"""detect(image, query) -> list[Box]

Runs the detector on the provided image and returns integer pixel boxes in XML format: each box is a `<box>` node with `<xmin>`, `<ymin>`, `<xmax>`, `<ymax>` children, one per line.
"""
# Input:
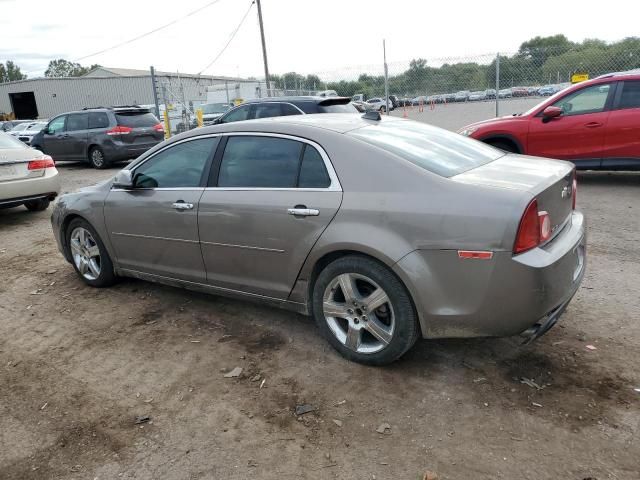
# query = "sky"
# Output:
<box><xmin>1</xmin><ymin>0</ymin><xmax>638</xmax><ymax>80</ymax></box>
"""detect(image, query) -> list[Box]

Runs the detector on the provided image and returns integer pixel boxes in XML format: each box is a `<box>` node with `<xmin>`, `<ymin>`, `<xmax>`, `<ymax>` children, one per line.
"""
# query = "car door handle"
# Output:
<box><xmin>58</xmin><ymin>134</ymin><xmax>69</xmax><ymax>138</ymax></box>
<box><xmin>585</xmin><ymin>122</ymin><xmax>603</xmax><ymax>128</ymax></box>
<box><xmin>172</xmin><ymin>201</ymin><xmax>194</xmax><ymax>211</ymax></box>
<box><xmin>288</xmin><ymin>207</ymin><xmax>320</xmax><ymax>217</ymax></box>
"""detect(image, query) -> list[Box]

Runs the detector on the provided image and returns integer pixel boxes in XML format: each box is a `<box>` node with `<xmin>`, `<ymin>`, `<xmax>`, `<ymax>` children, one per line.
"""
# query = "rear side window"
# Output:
<box><xmin>133</xmin><ymin>137</ymin><xmax>218</xmax><ymax>188</ymax></box>
<box><xmin>116</xmin><ymin>112</ymin><xmax>158</xmax><ymax>128</ymax></box>
<box><xmin>298</xmin><ymin>146</ymin><xmax>331</xmax><ymax>188</ymax></box>
<box><xmin>281</xmin><ymin>103</ymin><xmax>302</xmax><ymax>116</ymax></box>
<box><xmin>66</xmin><ymin>113</ymin><xmax>88</xmax><ymax>131</ymax></box>
<box><xmin>348</xmin><ymin>121</ymin><xmax>504</xmax><ymax>177</ymax></box>
<box><xmin>253</xmin><ymin>103</ymin><xmax>282</xmax><ymax>119</ymax></box>
<box><xmin>618</xmin><ymin>81</ymin><xmax>640</xmax><ymax>109</ymax></box>
<box><xmin>89</xmin><ymin>112</ymin><xmax>110</xmax><ymax>129</ymax></box>
<box><xmin>218</xmin><ymin>136</ymin><xmax>303</xmax><ymax>188</ymax></box>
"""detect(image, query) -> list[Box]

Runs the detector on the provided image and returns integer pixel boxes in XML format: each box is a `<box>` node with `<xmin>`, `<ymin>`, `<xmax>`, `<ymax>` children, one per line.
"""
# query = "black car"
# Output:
<box><xmin>31</xmin><ymin>106</ymin><xmax>164</xmax><ymax>169</ymax></box>
<box><xmin>214</xmin><ymin>96</ymin><xmax>357</xmax><ymax>124</ymax></box>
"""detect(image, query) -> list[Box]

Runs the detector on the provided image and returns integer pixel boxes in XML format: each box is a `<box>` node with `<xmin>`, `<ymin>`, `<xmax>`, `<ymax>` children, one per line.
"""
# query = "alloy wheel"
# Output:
<box><xmin>322</xmin><ymin>273</ymin><xmax>395</xmax><ymax>354</ymax></box>
<box><xmin>91</xmin><ymin>149</ymin><xmax>104</xmax><ymax>167</ymax></box>
<box><xmin>70</xmin><ymin>227</ymin><xmax>101</xmax><ymax>281</ymax></box>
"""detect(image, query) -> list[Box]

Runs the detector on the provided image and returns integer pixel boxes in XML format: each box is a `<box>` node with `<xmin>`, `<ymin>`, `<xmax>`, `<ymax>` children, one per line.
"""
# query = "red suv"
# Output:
<box><xmin>459</xmin><ymin>71</ymin><xmax>640</xmax><ymax>170</ymax></box>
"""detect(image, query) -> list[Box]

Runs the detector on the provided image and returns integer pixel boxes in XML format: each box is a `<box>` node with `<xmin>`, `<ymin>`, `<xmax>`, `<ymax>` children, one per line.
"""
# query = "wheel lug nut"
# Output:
<box><xmin>347</xmin><ymin>309</ymin><xmax>353</xmax><ymax>314</ymax></box>
<box><xmin>354</xmin><ymin>319</ymin><xmax>359</xmax><ymax>324</ymax></box>
<box><xmin>362</xmin><ymin>316</ymin><xmax>367</xmax><ymax>321</ymax></box>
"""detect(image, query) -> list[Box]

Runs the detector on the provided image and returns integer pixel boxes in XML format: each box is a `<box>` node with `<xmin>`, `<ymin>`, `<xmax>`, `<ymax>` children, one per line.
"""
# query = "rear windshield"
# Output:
<box><xmin>347</xmin><ymin>120</ymin><xmax>504</xmax><ymax>177</ymax></box>
<box><xmin>115</xmin><ymin>112</ymin><xmax>159</xmax><ymax>127</ymax></box>
<box><xmin>318</xmin><ymin>103</ymin><xmax>358</xmax><ymax>113</ymax></box>
<box><xmin>0</xmin><ymin>133</ymin><xmax>27</xmax><ymax>149</ymax></box>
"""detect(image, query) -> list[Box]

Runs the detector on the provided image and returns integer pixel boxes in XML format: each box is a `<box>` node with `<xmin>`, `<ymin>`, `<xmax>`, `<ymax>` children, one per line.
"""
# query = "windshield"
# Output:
<box><xmin>348</xmin><ymin>120</ymin><xmax>504</xmax><ymax>177</ymax></box>
<box><xmin>202</xmin><ymin>103</ymin><xmax>231</xmax><ymax>114</ymax></box>
<box><xmin>0</xmin><ymin>132</ymin><xmax>27</xmax><ymax>149</ymax></box>
<box><xmin>26</xmin><ymin>122</ymin><xmax>47</xmax><ymax>131</ymax></box>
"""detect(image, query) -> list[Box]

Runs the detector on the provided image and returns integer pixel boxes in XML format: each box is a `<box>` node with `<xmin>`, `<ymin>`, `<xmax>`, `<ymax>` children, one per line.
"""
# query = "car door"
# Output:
<box><xmin>64</xmin><ymin>113</ymin><xmax>89</xmax><ymax>160</ymax></box>
<box><xmin>198</xmin><ymin>133</ymin><xmax>342</xmax><ymax>299</ymax></box>
<box><xmin>603</xmin><ymin>80</ymin><xmax>640</xmax><ymax>169</ymax></box>
<box><xmin>527</xmin><ymin>82</ymin><xmax>614</xmax><ymax>166</ymax></box>
<box><xmin>41</xmin><ymin>115</ymin><xmax>68</xmax><ymax>159</ymax></box>
<box><xmin>103</xmin><ymin>136</ymin><xmax>219</xmax><ymax>282</ymax></box>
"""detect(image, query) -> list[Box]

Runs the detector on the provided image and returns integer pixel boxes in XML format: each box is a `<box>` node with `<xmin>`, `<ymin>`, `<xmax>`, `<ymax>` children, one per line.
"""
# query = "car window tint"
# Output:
<box><xmin>319</xmin><ymin>103</ymin><xmax>358</xmax><ymax>113</ymax></box>
<box><xmin>218</xmin><ymin>136</ymin><xmax>303</xmax><ymax>188</ymax></box>
<box><xmin>281</xmin><ymin>103</ymin><xmax>302</xmax><ymax>116</ymax></box>
<box><xmin>116</xmin><ymin>112</ymin><xmax>158</xmax><ymax>127</ymax></box>
<box><xmin>348</xmin><ymin>120</ymin><xmax>503</xmax><ymax>177</ymax></box>
<box><xmin>298</xmin><ymin>145</ymin><xmax>331</xmax><ymax>188</ymax></box>
<box><xmin>66</xmin><ymin>113</ymin><xmax>88</xmax><ymax>131</ymax></box>
<box><xmin>253</xmin><ymin>103</ymin><xmax>282</xmax><ymax>119</ymax></box>
<box><xmin>220</xmin><ymin>105</ymin><xmax>251</xmax><ymax>123</ymax></box>
<box><xmin>618</xmin><ymin>81</ymin><xmax>640</xmax><ymax>109</ymax></box>
<box><xmin>133</xmin><ymin>137</ymin><xmax>218</xmax><ymax>188</ymax></box>
<box><xmin>48</xmin><ymin>116</ymin><xmax>66</xmax><ymax>134</ymax></box>
<box><xmin>553</xmin><ymin>84</ymin><xmax>610</xmax><ymax>115</ymax></box>
<box><xmin>88</xmin><ymin>112</ymin><xmax>110</xmax><ymax>129</ymax></box>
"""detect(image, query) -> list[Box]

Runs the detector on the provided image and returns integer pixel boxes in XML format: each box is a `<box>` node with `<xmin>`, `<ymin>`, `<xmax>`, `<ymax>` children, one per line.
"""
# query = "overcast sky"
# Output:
<box><xmin>1</xmin><ymin>0</ymin><xmax>637</xmax><ymax>80</ymax></box>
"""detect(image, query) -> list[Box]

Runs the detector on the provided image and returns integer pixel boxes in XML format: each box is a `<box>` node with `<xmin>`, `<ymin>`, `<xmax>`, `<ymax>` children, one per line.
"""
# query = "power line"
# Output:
<box><xmin>75</xmin><ymin>0</ymin><xmax>225</xmax><ymax>62</ymax></box>
<box><xmin>198</xmin><ymin>1</ymin><xmax>254</xmax><ymax>75</ymax></box>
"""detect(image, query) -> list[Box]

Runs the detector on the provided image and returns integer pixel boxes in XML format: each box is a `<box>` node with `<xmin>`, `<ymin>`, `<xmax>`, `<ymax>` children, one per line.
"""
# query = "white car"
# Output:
<box><xmin>9</xmin><ymin>121</ymin><xmax>47</xmax><ymax>145</ymax></box>
<box><xmin>366</xmin><ymin>97</ymin><xmax>393</xmax><ymax>112</ymax></box>
<box><xmin>0</xmin><ymin>133</ymin><xmax>60</xmax><ymax>211</ymax></box>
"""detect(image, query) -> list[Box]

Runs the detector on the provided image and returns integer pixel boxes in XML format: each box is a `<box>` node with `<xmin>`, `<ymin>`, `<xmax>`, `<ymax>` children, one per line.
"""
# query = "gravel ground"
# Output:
<box><xmin>1</xmin><ymin>155</ymin><xmax>639</xmax><ymax>479</ymax></box>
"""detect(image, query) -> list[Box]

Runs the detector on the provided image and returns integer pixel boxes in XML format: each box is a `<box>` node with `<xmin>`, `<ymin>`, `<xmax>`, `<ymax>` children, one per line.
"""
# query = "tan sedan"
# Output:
<box><xmin>0</xmin><ymin>132</ymin><xmax>60</xmax><ymax>211</ymax></box>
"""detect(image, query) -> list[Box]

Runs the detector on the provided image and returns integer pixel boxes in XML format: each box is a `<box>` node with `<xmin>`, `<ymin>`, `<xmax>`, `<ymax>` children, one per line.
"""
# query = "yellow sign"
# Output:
<box><xmin>571</xmin><ymin>73</ymin><xmax>589</xmax><ymax>84</ymax></box>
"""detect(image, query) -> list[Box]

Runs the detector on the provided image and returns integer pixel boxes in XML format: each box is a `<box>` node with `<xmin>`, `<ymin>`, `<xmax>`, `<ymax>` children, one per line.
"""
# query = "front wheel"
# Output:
<box><xmin>312</xmin><ymin>255</ymin><xmax>419</xmax><ymax>365</ymax></box>
<box><xmin>24</xmin><ymin>198</ymin><xmax>50</xmax><ymax>211</ymax></box>
<box><xmin>379</xmin><ymin>106</ymin><xmax>386</xmax><ymax>113</ymax></box>
<box><xmin>66</xmin><ymin>218</ymin><xmax>116</xmax><ymax>287</ymax></box>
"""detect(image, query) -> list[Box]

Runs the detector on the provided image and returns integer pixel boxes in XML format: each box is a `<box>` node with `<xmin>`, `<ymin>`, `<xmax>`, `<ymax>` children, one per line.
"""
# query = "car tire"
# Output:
<box><xmin>486</xmin><ymin>140</ymin><xmax>519</xmax><ymax>154</ymax></box>
<box><xmin>89</xmin><ymin>146</ymin><xmax>109</xmax><ymax>169</ymax></box>
<box><xmin>379</xmin><ymin>106</ymin><xmax>386</xmax><ymax>113</ymax></box>
<box><xmin>24</xmin><ymin>198</ymin><xmax>50</xmax><ymax>211</ymax></box>
<box><xmin>65</xmin><ymin>218</ymin><xmax>117</xmax><ymax>288</ymax></box>
<box><xmin>312</xmin><ymin>255</ymin><xmax>419</xmax><ymax>365</ymax></box>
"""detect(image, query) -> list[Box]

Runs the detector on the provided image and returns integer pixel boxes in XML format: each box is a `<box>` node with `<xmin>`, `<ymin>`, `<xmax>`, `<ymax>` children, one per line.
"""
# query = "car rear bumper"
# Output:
<box><xmin>393</xmin><ymin>211</ymin><xmax>586</xmax><ymax>339</ymax></box>
<box><xmin>0</xmin><ymin>169</ymin><xmax>61</xmax><ymax>207</ymax></box>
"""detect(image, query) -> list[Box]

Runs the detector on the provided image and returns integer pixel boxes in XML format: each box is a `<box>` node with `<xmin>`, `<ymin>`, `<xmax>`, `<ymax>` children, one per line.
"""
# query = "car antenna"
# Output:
<box><xmin>362</xmin><ymin>111</ymin><xmax>381</xmax><ymax>121</ymax></box>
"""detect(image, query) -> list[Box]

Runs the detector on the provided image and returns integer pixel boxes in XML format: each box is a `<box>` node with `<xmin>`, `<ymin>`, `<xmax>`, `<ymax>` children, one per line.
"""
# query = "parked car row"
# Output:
<box><xmin>8</xmin><ymin>121</ymin><xmax>48</xmax><ymax>145</ymax></box>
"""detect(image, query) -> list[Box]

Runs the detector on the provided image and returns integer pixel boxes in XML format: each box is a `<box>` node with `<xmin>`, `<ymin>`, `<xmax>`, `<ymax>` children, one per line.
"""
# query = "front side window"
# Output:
<box><xmin>66</xmin><ymin>113</ymin><xmax>88</xmax><ymax>131</ymax></box>
<box><xmin>219</xmin><ymin>105</ymin><xmax>251</xmax><ymax>124</ymax></box>
<box><xmin>253</xmin><ymin>103</ymin><xmax>282</xmax><ymax>119</ymax></box>
<box><xmin>48</xmin><ymin>116</ymin><xmax>66</xmax><ymax>134</ymax></box>
<box><xmin>133</xmin><ymin>137</ymin><xmax>218</xmax><ymax>188</ymax></box>
<box><xmin>218</xmin><ymin>136</ymin><xmax>303</xmax><ymax>188</ymax></box>
<box><xmin>552</xmin><ymin>83</ymin><xmax>611</xmax><ymax>116</ymax></box>
<box><xmin>618</xmin><ymin>80</ymin><xmax>640</xmax><ymax>110</ymax></box>
<box><xmin>88</xmin><ymin>112</ymin><xmax>110</xmax><ymax>129</ymax></box>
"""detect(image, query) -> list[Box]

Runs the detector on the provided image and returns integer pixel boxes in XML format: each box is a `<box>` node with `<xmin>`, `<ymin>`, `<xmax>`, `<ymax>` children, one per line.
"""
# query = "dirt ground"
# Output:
<box><xmin>0</xmin><ymin>162</ymin><xmax>638</xmax><ymax>480</ymax></box>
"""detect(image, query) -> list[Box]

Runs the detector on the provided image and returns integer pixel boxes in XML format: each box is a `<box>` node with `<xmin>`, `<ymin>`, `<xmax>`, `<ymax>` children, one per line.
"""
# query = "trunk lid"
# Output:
<box><xmin>0</xmin><ymin>147</ymin><xmax>46</xmax><ymax>182</ymax></box>
<box><xmin>114</xmin><ymin>110</ymin><xmax>163</xmax><ymax>145</ymax></box>
<box><xmin>452</xmin><ymin>154</ymin><xmax>575</xmax><ymax>239</ymax></box>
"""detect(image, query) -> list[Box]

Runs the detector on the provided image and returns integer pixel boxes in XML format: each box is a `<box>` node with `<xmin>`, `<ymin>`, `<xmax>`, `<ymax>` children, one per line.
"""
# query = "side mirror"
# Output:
<box><xmin>44</xmin><ymin>128</ymin><xmax>52</xmax><ymax>135</ymax></box>
<box><xmin>113</xmin><ymin>169</ymin><xmax>134</xmax><ymax>189</ymax></box>
<box><xmin>542</xmin><ymin>106</ymin><xmax>562</xmax><ymax>122</ymax></box>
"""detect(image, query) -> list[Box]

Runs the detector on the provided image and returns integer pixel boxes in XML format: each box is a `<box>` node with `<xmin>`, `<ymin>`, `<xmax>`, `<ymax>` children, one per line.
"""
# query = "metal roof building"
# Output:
<box><xmin>0</xmin><ymin>67</ymin><xmax>243</xmax><ymax>119</ymax></box>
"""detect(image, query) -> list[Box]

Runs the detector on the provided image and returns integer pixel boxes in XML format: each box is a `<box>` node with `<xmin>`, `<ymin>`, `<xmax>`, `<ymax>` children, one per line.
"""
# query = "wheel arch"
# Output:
<box><xmin>59</xmin><ymin>213</ymin><xmax>87</xmax><ymax>261</ymax></box>
<box><xmin>479</xmin><ymin>134</ymin><xmax>523</xmax><ymax>154</ymax></box>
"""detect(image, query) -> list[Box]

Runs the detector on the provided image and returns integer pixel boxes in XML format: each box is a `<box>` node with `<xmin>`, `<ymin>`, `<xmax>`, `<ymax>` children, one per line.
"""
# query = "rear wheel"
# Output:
<box><xmin>89</xmin><ymin>146</ymin><xmax>108</xmax><ymax>169</ymax></box>
<box><xmin>24</xmin><ymin>198</ymin><xmax>50</xmax><ymax>211</ymax></box>
<box><xmin>66</xmin><ymin>218</ymin><xmax>116</xmax><ymax>287</ymax></box>
<box><xmin>379</xmin><ymin>106</ymin><xmax>386</xmax><ymax>113</ymax></box>
<box><xmin>312</xmin><ymin>255</ymin><xmax>419</xmax><ymax>365</ymax></box>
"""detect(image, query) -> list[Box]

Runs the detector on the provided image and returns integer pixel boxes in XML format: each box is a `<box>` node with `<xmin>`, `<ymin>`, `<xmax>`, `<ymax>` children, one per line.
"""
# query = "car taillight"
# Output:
<box><xmin>153</xmin><ymin>123</ymin><xmax>164</xmax><ymax>132</ymax></box>
<box><xmin>539</xmin><ymin>211</ymin><xmax>551</xmax><ymax>242</ymax></box>
<box><xmin>106</xmin><ymin>125</ymin><xmax>133</xmax><ymax>135</ymax></box>
<box><xmin>513</xmin><ymin>199</ymin><xmax>542</xmax><ymax>254</ymax></box>
<box><xmin>572</xmin><ymin>177</ymin><xmax>577</xmax><ymax>210</ymax></box>
<box><xmin>28</xmin><ymin>155</ymin><xmax>55</xmax><ymax>170</ymax></box>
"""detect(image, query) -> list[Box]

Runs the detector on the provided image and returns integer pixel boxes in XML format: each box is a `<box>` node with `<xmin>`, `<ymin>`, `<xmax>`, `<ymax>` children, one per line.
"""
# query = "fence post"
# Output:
<box><xmin>383</xmin><ymin>39</ymin><xmax>389</xmax><ymax>115</ymax></box>
<box><xmin>495</xmin><ymin>52</ymin><xmax>500</xmax><ymax>118</ymax></box>
<box><xmin>149</xmin><ymin>66</ymin><xmax>161</xmax><ymax>119</ymax></box>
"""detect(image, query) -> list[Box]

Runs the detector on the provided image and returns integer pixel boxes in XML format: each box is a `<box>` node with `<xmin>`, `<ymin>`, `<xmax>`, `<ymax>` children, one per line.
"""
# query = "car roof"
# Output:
<box><xmin>595</xmin><ymin>69</ymin><xmax>640</xmax><ymax>80</ymax></box>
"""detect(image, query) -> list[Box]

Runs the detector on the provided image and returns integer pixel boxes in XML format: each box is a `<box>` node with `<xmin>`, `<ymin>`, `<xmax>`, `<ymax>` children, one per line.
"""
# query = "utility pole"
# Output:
<box><xmin>149</xmin><ymin>66</ymin><xmax>161</xmax><ymax>119</ymax></box>
<box><xmin>495</xmin><ymin>52</ymin><xmax>500</xmax><ymax>117</ymax></box>
<box><xmin>383</xmin><ymin>39</ymin><xmax>389</xmax><ymax>115</ymax></box>
<box><xmin>255</xmin><ymin>0</ymin><xmax>271</xmax><ymax>96</ymax></box>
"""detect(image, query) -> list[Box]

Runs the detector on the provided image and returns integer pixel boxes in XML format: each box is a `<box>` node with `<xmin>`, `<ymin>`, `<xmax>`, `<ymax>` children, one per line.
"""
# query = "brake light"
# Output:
<box><xmin>572</xmin><ymin>177</ymin><xmax>577</xmax><ymax>210</ymax></box>
<box><xmin>513</xmin><ymin>199</ymin><xmax>541</xmax><ymax>254</ymax></box>
<box><xmin>106</xmin><ymin>125</ymin><xmax>132</xmax><ymax>135</ymax></box>
<box><xmin>28</xmin><ymin>155</ymin><xmax>55</xmax><ymax>170</ymax></box>
<box><xmin>153</xmin><ymin>123</ymin><xmax>164</xmax><ymax>132</ymax></box>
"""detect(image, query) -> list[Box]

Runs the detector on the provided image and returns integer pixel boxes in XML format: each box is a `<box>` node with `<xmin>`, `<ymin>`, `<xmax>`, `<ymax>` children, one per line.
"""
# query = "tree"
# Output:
<box><xmin>0</xmin><ymin>61</ymin><xmax>27</xmax><ymax>82</ymax></box>
<box><xmin>44</xmin><ymin>59</ymin><xmax>100</xmax><ymax>77</ymax></box>
<box><xmin>518</xmin><ymin>35</ymin><xmax>574</xmax><ymax>69</ymax></box>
